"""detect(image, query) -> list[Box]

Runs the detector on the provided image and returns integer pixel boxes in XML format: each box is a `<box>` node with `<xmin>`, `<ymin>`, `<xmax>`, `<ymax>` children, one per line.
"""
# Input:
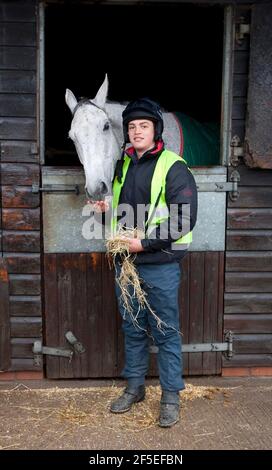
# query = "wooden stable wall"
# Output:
<box><xmin>223</xmin><ymin>5</ymin><xmax>272</xmax><ymax>373</ymax></box>
<box><xmin>0</xmin><ymin>0</ymin><xmax>272</xmax><ymax>378</ymax></box>
<box><xmin>0</xmin><ymin>1</ymin><xmax>42</xmax><ymax>374</ymax></box>
<box><xmin>224</xmin><ymin>166</ymin><xmax>272</xmax><ymax>370</ymax></box>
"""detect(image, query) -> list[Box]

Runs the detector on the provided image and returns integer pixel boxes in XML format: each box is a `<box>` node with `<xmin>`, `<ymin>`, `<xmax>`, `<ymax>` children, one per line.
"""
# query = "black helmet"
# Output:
<box><xmin>122</xmin><ymin>97</ymin><xmax>164</xmax><ymax>143</ymax></box>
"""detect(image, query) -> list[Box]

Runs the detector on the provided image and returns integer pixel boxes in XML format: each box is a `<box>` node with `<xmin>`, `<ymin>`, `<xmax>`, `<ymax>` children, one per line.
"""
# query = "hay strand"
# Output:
<box><xmin>106</xmin><ymin>227</ymin><xmax>177</xmax><ymax>334</ymax></box>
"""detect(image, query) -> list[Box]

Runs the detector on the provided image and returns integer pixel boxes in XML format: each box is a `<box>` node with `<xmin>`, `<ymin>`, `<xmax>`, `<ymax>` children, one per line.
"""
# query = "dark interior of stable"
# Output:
<box><xmin>44</xmin><ymin>3</ymin><xmax>224</xmax><ymax>166</ymax></box>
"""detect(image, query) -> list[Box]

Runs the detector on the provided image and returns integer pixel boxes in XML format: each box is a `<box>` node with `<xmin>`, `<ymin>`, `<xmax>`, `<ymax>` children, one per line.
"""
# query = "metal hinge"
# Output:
<box><xmin>230</xmin><ymin>135</ymin><xmax>244</xmax><ymax>167</ymax></box>
<box><xmin>32</xmin><ymin>331</ymin><xmax>85</xmax><ymax>366</ymax></box>
<box><xmin>150</xmin><ymin>331</ymin><xmax>233</xmax><ymax>360</ymax></box>
<box><xmin>236</xmin><ymin>21</ymin><xmax>250</xmax><ymax>45</ymax></box>
<box><xmin>32</xmin><ymin>183</ymin><xmax>80</xmax><ymax>195</ymax></box>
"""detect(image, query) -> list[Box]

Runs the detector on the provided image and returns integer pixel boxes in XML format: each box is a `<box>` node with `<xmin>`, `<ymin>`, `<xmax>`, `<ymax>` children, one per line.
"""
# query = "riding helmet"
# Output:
<box><xmin>122</xmin><ymin>98</ymin><xmax>164</xmax><ymax>143</ymax></box>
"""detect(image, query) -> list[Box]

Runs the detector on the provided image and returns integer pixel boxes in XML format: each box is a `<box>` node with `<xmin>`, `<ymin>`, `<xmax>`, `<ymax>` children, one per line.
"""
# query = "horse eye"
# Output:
<box><xmin>103</xmin><ymin>122</ymin><xmax>110</xmax><ymax>131</ymax></box>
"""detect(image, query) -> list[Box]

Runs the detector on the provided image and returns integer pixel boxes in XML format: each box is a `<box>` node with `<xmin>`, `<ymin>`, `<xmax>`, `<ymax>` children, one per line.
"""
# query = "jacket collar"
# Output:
<box><xmin>125</xmin><ymin>140</ymin><xmax>164</xmax><ymax>161</ymax></box>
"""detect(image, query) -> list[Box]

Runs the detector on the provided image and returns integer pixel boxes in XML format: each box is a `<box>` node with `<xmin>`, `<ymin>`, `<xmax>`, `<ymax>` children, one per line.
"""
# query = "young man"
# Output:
<box><xmin>93</xmin><ymin>98</ymin><xmax>197</xmax><ymax>427</ymax></box>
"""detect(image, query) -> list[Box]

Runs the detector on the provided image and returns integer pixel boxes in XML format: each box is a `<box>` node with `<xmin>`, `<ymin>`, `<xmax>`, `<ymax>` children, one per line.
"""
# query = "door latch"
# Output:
<box><xmin>32</xmin><ymin>331</ymin><xmax>85</xmax><ymax>366</ymax></box>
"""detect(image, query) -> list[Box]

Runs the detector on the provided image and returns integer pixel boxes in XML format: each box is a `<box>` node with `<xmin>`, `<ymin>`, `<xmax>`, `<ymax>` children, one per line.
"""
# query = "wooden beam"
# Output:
<box><xmin>0</xmin><ymin>257</ymin><xmax>11</xmax><ymax>371</ymax></box>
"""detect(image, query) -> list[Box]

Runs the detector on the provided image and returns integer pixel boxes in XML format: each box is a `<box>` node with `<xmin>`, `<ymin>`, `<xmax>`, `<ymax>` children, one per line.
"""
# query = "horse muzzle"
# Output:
<box><xmin>85</xmin><ymin>181</ymin><xmax>109</xmax><ymax>201</ymax></box>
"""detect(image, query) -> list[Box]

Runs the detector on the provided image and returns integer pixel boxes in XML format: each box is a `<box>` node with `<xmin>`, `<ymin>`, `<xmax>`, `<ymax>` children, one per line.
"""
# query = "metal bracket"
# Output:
<box><xmin>229</xmin><ymin>170</ymin><xmax>240</xmax><ymax>202</ymax></box>
<box><xmin>236</xmin><ymin>21</ymin><xmax>250</xmax><ymax>45</ymax></box>
<box><xmin>32</xmin><ymin>183</ymin><xmax>80</xmax><ymax>195</ymax></box>
<box><xmin>196</xmin><ymin>172</ymin><xmax>240</xmax><ymax>202</ymax></box>
<box><xmin>149</xmin><ymin>331</ymin><xmax>234</xmax><ymax>359</ymax></box>
<box><xmin>33</xmin><ymin>340</ymin><xmax>73</xmax><ymax>367</ymax></box>
<box><xmin>32</xmin><ymin>330</ymin><xmax>86</xmax><ymax>366</ymax></box>
<box><xmin>230</xmin><ymin>135</ymin><xmax>244</xmax><ymax>167</ymax></box>
<box><xmin>65</xmin><ymin>331</ymin><xmax>85</xmax><ymax>354</ymax></box>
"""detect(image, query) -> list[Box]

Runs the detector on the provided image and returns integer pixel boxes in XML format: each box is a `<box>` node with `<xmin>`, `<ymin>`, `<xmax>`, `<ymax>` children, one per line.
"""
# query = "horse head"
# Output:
<box><xmin>65</xmin><ymin>75</ymin><xmax>121</xmax><ymax>200</ymax></box>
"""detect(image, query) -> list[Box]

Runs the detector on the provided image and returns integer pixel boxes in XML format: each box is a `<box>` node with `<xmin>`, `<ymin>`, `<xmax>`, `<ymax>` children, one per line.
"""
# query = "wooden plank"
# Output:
<box><xmin>0</xmin><ymin>4</ymin><xmax>36</xmax><ymax>22</ymax></box>
<box><xmin>2</xmin><ymin>208</ymin><xmax>40</xmax><ymax>230</ymax></box>
<box><xmin>0</xmin><ymin>46</ymin><xmax>36</xmax><ymax>70</ymax></box>
<box><xmin>224</xmin><ymin>314</ymin><xmax>272</xmax><ymax>334</ymax></box>
<box><xmin>189</xmin><ymin>252</ymin><xmax>204</xmax><ymax>375</ymax></box>
<box><xmin>216</xmin><ymin>252</ymin><xmax>224</xmax><ymax>374</ymax></box>
<box><xmin>10</xmin><ymin>295</ymin><xmax>41</xmax><ymax>316</ymax></box>
<box><xmin>232</xmin><ymin>334</ymin><xmax>272</xmax><ymax>354</ymax></box>
<box><xmin>205</xmin><ymin>253</ymin><xmax>220</xmax><ymax>374</ymax></box>
<box><xmin>229</xmin><ymin>165</ymin><xmax>272</xmax><ymax>186</ymax></box>
<box><xmin>1</xmin><ymin>164</ymin><xmax>39</xmax><ymax>186</ymax></box>
<box><xmin>0</xmin><ymin>141</ymin><xmax>38</xmax><ymax>164</ymax></box>
<box><xmin>0</xmin><ymin>22</ymin><xmax>36</xmax><ymax>46</ymax></box>
<box><xmin>4</xmin><ymin>253</ymin><xmax>40</xmax><ymax>274</ymax></box>
<box><xmin>10</xmin><ymin>317</ymin><xmax>42</xmax><ymax>338</ymax></box>
<box><xmin>0</xmin><ymin>118</ymin><xmax>36</xmax><ymax>140</ymax></box>
<box><xmin>0</xmin><ymin>94</ymin><xmax>36</xmax><ymax>117</ymax></box>
<box><xmin>2</xmin><ymin>186</ymin><xmax>40</xmax><ymax>208</ymax></box>
<box><xmin>9</xmin><ymin>274</ymin><xmax>41</xmax><ymax>295</ymax></box>
<box><xmin>203</xmin><ymin>252</ymin><xmax>218</xmax><ymax>375</ymax></box>
<box><xmin>244</xmin><ymin>3</ymin><xmax>272</xmax><ymax>170</ymax></box>
<box><xmin>229</xmin><ymin>187</ymin><xmax>272</xmax><ymax>208</ymax></box>
<box><xmin>10</xmin><ymin>358</ymin><xmax>41</xmax><ymax>371</ymax></box>
<box><xmin>66</xmin><ymin>253</ymin><xmax>88</xmax><ymax>378</ymax></box>
<box><xmin>227</xmin><ymin>209</ymin><xmax>272</xmax><ymax>230</ymax></box>
<box><xmin>232</xmin><ymin>97</ymin><xmax>246</xmax><ymax>120</ymax></box>
<box><xmin>0</xmin><ymin>257</ymin><xmax>10</xmax><ymax>370</ymax></box>
<box><xmin>3</xmin><ymin>231</ymin><xmax>40</xmax><ymax>252</ymax></box>
<box><xmin>180</xmin><ymin>255</ymin><xmax>190</xmax><ymax>376</ymax></box>
<box><xmin>227</xmin><ymin>230</ymin><xmax>272</xmax><ymax>251</ymax></box>
<box><xmin>225</xmin><ymin>272</ymin><xmax>272</xmax><ymax>293</ymax></box>
<box><xmin>233</xmin><ymin>74</ymin><xmax>248</xmax><ymax>97</ymax></box>
<box><xmin>56</xmin><ymin>254</ymin><xmax>73</xmax><ymax>378</ymax></box>
<box><xmin>234</xmin><ymin>51</ymin><xmax>249</xmax><ymax>74</ymax></box>
<box><xmin>0</xmin><ymin>70</ymin><xmax>36</xmax><ymax>93</ymax></box>
<box><xmin>44</xmin><ymin>254</ymin><xmax>59</xmax><ymax>379</ymax></box>
<box><xmin>11</xmin><ymin>338</ymin><xmax>37</xmax><ymax>358</ymax></box>
<box><xmin>224</xmin><ymin>293</ymin><xmax>272</xmax><ymax>314</ymax></box>
<box><xmin>231</xmin><ymin>119</ymin><xmax>245</xmax><ymax>141</ymax></box>
<box><xmin>226</xmin><ymin>251</ymin><xmax>272</xmax><ymax>272</ymax></box>
<box><xmin>86</xmin><ymin>253</ymin><xmax>103</xmax><ymax>377</ymax></box>
<box><xmin>101</xmin><ymin>254</ymin><xmax>118</xmax><ymax>376</ymax></box>
<box><xmin>116</xmin><ymin>266</ymin><xmax>125</xmax><ymax>377</ymax></box>
<box><xmin>222</xmin><ymin>354</ymin><xmax>272</xmax><ymax>368</ymax></box>
<box><xmin>234</xmin><ymin>36</ymin><xmax>250</xmax><ymax>52</ymax></box>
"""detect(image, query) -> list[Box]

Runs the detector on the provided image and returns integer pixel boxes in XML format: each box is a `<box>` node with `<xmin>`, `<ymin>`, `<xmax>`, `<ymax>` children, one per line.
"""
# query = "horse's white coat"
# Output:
<box><xmin>66</xmin><ymin>75</ymin><xmax>180</xmax><ymax>200</ymax></box>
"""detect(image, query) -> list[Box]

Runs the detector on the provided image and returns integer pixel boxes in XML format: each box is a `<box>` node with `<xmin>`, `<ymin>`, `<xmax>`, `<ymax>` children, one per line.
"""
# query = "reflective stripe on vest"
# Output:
<box><xmin>112</xmin><ymin>149</ymin><xmax>193</xmax><ymax>246</ymax></box>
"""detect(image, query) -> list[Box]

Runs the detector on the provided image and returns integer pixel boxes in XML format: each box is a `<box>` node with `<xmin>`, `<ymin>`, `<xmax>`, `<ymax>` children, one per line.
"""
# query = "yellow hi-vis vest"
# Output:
<box><xmin>111</xmin><ymin>149</ymin><xmax>193</xmax><ymax>247</ymax></box>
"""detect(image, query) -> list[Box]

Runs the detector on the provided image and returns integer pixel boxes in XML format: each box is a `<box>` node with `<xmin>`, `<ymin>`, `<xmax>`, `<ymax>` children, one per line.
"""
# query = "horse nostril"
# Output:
<box><xmin>100</xmin><ymin>182</ymin><xmax>108</xmax><ymax>195</ymax></box>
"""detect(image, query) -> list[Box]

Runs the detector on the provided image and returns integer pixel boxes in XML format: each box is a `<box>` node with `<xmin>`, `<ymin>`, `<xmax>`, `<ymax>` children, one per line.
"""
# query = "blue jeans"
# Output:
<box><xmin>115</xmin><ymin>262</ymin><xmax>185</xmax><ymax>392</ymax></box>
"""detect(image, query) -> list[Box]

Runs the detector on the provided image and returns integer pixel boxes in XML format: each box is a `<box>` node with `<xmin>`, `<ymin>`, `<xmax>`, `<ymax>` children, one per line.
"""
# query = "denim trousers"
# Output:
<box><xmin>115</xmin><ymin>262</ymin><xmax>185</xmax><ymax>392</ymax></box>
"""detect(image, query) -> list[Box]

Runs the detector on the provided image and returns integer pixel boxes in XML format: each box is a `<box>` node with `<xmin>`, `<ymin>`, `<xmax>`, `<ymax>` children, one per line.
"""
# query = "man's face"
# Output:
<box><xmin>128</xmin><ymin>119</ymin><xmax>155</xmax><ymax>154</ymax></box>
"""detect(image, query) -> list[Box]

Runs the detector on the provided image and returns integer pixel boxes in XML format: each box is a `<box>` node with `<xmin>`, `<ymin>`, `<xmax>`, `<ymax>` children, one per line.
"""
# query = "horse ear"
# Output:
<box><xmin>93</xmin><ymin>74</ymin><xmax>108</xmax><ymax>109</ymax></box>
<box><xmin>65</xmin><ymin>89</ymin><xmax>78</xmax><ymax>114</ymax></box>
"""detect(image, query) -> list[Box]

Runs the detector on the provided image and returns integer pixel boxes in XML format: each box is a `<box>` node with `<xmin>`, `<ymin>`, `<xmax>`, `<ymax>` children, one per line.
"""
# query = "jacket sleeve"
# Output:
<box><xmin>141</xmin><ymin>161</ymin><xmax>198</xmax><ymax>252</ymax></box>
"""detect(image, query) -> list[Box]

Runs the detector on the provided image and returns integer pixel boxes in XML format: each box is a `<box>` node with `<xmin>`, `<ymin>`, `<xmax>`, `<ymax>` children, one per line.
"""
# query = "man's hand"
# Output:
<box><xmin>124</xmin><ymin>238</ymin><xmax>144</xmax><ymax>253</ymax></box>
<box><xmin>87</xmin><ymin>200</ymin><xmax>109</xmax><ymax>212</ymax></box>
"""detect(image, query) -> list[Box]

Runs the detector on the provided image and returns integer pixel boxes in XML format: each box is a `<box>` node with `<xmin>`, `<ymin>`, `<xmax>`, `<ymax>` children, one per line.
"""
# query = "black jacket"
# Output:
<box><xmin>115</xmin><ymin>141</ymin><xmax>198</xmax><ymax>265</ymax></box>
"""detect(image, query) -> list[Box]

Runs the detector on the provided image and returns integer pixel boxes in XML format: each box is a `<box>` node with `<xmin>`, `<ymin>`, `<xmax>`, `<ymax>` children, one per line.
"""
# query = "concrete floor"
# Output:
<box><xmin>0</xmin><ymin>376</ymin><xmax>271</xmax><ymax>450</ymax></box>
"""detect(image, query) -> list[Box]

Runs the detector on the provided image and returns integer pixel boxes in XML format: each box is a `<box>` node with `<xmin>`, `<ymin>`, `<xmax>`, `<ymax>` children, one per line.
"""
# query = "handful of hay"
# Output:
<box><xmin>106</xmin><ymin>227</ymin><xmax>174</xmax><ymax>333</ymax></box>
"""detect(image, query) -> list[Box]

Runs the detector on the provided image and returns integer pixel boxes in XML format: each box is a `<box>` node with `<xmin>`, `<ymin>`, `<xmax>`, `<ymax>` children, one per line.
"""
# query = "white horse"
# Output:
<box><xmin>65</xmin><ymin>74</ymin><xmax>182</xmax><ymax>201</ymax></box>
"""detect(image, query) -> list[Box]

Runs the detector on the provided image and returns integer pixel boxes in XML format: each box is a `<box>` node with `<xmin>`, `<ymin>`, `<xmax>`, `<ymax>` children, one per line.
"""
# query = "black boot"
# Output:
<box><xmin>110</xmin><ymin>385</ymin><xmax>145</xmax><ymax>414</ymax></box>
<box><xmin>159</xmin><ymin>390</ymin><xmax>180</xmax><ymax>427</ymax></box>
